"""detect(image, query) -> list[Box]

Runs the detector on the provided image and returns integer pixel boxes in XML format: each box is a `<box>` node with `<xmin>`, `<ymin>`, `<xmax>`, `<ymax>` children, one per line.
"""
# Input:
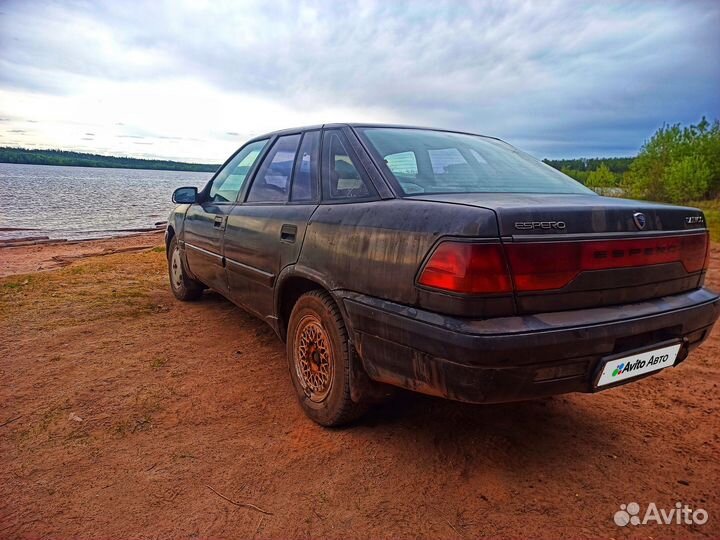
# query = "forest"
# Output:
<box><xmin>0</xmin><ymin>147</ymin><xmax>218</xmax><ymax>172</ymax></box>
<box><xmin>544</xmin><ymin>117</ymin><xmax>719</xmax><ymax>204</ymax></box>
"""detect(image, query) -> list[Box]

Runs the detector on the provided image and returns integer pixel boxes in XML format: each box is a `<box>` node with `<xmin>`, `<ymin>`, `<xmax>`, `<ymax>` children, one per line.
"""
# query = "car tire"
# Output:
<box><xmin>167</xmin><ymin>236</ymin><xmax>203</xmax><ymax>301</ymax></box>
<box><xmin>287</xmin><ymin>290</ymin><xmax>369</xmax><ymax>426</ymax></box>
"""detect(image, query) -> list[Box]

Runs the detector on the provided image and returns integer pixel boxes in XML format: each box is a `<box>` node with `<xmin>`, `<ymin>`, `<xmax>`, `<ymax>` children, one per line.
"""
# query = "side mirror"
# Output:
<box><xmin>172</xmin><ymin>186</ymin><xmax>198</xmax><ymax>204</ymax></box>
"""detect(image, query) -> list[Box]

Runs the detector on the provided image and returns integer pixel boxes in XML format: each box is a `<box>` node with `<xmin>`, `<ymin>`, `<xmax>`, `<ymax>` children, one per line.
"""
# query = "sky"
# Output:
<box><xmin>0</xmin><ymin>0</ymin><xmax>719</xmax><ymax>163</ymax></box>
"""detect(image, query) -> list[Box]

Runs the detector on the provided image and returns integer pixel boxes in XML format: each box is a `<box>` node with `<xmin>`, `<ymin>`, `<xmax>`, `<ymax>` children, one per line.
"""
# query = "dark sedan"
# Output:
<box><xmin>166</xmin><ymin>124</ymin><xmax>719</xmax><ymax>426</ymax></box>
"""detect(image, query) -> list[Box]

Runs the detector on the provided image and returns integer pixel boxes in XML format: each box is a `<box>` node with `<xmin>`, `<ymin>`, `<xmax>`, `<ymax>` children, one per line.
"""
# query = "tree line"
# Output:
<box><xmin>544</xmin><ymin>118</ymin><xmax>720</xmax><ymax>203</ymax></box>
<box><xmin>0</xmin><ymin>147</ymin><xmax>219</xmax><ymax>173</ymax></box>
<box><xmin>3</xmin><ymin>119</ymin><xmax>719</xmax><ymax>203</ymax></box>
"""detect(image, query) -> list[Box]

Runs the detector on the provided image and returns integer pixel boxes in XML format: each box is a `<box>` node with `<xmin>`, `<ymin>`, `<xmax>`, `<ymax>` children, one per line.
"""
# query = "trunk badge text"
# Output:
<box><xmin>514</xmin><ymin>221</ymin><xmax>566</xmax><ymax>230</ymax></box>
<box><xmin>633</xmin><ymin>212</ymin><xmax>647</xmax><ymax>230</ymax></box>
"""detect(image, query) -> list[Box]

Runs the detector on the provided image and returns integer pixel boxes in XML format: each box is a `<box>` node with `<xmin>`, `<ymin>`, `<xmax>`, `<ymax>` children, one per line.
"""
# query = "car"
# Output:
<box><xmin>166</xmin><ymin>123</ymin><xmax>719</xmax><ymax>426</ymax></box>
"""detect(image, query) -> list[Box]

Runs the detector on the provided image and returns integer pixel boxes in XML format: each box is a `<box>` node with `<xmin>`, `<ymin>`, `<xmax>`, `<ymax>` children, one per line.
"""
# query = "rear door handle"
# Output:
<box><xmin>280</xmin><ymin>224</ymin><xmax>297</xmax><ymax>243</ymax></box>
<box><xmin>213</xmin><ymin>216</ymin><xmax>226</xmax><ymax>230</ymax></box>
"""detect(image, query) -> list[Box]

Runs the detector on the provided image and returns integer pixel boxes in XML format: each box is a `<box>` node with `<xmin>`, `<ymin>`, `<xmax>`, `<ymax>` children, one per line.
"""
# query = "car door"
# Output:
<box><xmin>183</xmin><ymin>138</ymin><xmax>268</xmax><ymax>292</ymax></box>
<box><xmin>224</xmin><ymin>130</ymin><xmax>321</xmax><ymax>321</ymax></box>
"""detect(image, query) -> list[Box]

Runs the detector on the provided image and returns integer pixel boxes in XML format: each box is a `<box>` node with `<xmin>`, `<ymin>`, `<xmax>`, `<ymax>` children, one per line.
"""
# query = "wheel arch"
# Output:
<box><xmin>275</xmin><ymin>265</ymin><xmax>356</xmax><ymax>339</ymax></box>
<box><xmin>276</xmin><ymin>270</ymin><xmax>333</xmax><ymax>342</ymax></box>
<box><xmin>165</xmin><ymin>225</ymin><xmax>176</xmax><ymax>255</ymax></box>
<box><xmin>276</xmin><ymin>266</ymin><xmax>380</xmax><ymax>406</ymax></box>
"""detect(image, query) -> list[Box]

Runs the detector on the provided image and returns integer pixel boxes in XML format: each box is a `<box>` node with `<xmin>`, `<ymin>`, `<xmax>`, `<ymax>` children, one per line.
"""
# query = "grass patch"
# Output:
<box><xmin>0</xmin><ymin>250</ymin><xmax>167</xmax><ymax>334</ymax></box>
<box><xmin>1</xmin><ymin>276</ymin><xmax>34</xmax><ymax>291</ymax></box>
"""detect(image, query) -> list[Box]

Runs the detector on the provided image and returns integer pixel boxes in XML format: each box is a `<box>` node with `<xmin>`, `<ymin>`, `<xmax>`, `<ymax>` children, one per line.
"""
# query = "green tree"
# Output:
<box><xmin>585</xmin><ymin>163</ymin><xmax>616</xmax><ymax>189</ymax></box>
<box><xmin>623</xmin><ymin>117</ymin><xmax>720</xmax><ymax>202</ymax></box>
<box><xmin>560</xmin><ymin>167</ymin><xmax>588</xmax><ymax>184</ymax></box>
<box><xmin>663</xmin><ymin>155</ymin><xmax>711</xmax><ymax>203</ymax></box>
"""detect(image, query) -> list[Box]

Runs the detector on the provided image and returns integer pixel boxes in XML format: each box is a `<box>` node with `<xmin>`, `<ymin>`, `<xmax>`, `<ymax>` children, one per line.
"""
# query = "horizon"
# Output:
<box><xmin>1</xmin><ymin>1</ymin><xmax>719</xmax><ymax>162</ymax></box>
<box><xmin>0</xmin><ymin>136</ymin><xmax>646</xmax><ymax>166</ymax></box>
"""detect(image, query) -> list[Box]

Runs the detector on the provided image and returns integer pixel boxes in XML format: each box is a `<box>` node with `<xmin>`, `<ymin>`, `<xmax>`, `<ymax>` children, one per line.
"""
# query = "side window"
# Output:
<box><xmin>246</xmin><ymin>134</ymin><xmax>301</xmax><ymax>203</ymax></box>
<box><xmin>290</xmin><ymin>131</ymin><xmax>320</xmax><ymax>202</ymax></box>
<box><xmin>384</xmin><ymin>151</ymin><xmax>418</xmax><ymax>176</ymax></box>
<box><xmin>384</xmin><ymin>150</ymin><xmax>422</xmax><ymax>194</ymax></box>
<box><xmin>428</xmin><ymin>147</ymin><xmax>468</xmax><ymax>174</ymax></box>
<box><xmin>322</xmin><ymin>131</ymin><xmax>374</xmax><ymax>200</ymax></box>
<box><xmin>209</xmin><ymin>139</ymin><xmax>267</xmax><ymax>203</ymax></box>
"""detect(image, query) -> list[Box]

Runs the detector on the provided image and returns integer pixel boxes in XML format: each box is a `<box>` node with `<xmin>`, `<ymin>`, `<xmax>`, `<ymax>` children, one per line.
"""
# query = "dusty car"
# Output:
<box><xmin>166</xmin><ymin>124</ymin><xmax>719</xmax><ymax>426</ymax></box>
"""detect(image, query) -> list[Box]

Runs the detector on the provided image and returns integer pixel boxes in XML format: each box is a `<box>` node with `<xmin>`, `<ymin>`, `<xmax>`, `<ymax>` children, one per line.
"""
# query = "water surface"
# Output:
<box><xmin>0</xmin><ymin>163</ymin><xmax>211</xmax><ymax>240</ymax></box>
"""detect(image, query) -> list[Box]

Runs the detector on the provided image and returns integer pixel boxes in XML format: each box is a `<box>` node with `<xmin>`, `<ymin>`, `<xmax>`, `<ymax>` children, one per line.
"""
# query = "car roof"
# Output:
<box><xmin>246</xmin><ymin>123</ymin><xmax>500</xmax><ymax>143</ymax></box>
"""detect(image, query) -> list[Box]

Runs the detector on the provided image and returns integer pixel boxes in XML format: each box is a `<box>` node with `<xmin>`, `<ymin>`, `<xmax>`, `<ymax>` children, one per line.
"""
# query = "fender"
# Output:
<box><xmin>166</xmin><ymin>204</ymin><xmax>200</xmax><ymax>280</ymax></box>
<box><xmin>273</xmin><ymin>263</ymin><xmax>341</xmax><ymax>326</ymax></box>
<box><xmin>274</xmin><ymin>263</ymin><xmax>380</xmax><ymax>403</ymax></box>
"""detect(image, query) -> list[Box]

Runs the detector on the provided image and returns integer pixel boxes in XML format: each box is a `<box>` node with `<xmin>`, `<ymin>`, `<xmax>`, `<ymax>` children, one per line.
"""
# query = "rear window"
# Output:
<box><xmin>359</xmin><ymin>128</ymin><xmax>594</xmax><ymax>196</ymax></box>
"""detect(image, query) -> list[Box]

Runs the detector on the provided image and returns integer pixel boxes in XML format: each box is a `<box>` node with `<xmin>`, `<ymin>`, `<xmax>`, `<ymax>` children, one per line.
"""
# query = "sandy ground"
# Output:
<box><xmin>1</xmin><ymin>237</ymin><xmax>719</xmax><ymax>539</ymax></box>
<box><xmin>0</xmin><ymin>231</ymin><xmax>165</xmax><ymax>277</ymax></box>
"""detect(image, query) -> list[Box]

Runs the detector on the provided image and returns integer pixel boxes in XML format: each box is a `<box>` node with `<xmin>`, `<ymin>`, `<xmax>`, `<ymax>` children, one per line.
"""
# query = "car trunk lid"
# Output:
<box><xmin>412</xmin><ymin>193</ymin><xmax>704</xmax><ymax>235</ymax></box>
<box><xmin>411</xmin><ymin>193</ymin><xmax>709</xmax><ymax>314</ymax></box>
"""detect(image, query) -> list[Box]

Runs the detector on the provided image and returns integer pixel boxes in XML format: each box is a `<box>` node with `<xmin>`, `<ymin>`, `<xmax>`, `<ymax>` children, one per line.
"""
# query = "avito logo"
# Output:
<box><xmin>614</xmin><ymin>501</ymin><xmax>708</xmax><ymax>527</ymax></box>
<box><xmin>612</xmin><ymin>354</ymin><xmax>670</xmax><ymax>377</ymax></box>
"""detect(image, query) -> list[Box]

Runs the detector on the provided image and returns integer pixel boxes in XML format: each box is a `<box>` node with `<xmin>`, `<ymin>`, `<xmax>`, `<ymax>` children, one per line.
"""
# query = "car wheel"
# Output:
<box><xmin>167</xmin><ymin>236</ymin><xmax>203</xmax><ymax>301</ymax></box>
<box><xmin>287</xmin><ymin>290</ymin><xmax>369</xmax><ymax>426</ymax></box>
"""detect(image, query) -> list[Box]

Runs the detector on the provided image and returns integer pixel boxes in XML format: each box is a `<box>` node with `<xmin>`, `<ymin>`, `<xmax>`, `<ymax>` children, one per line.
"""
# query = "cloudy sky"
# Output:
<box><xmin>1</xmin><ymin>0</ymin><xmax>718</xmax><ymax>163</ymax></box>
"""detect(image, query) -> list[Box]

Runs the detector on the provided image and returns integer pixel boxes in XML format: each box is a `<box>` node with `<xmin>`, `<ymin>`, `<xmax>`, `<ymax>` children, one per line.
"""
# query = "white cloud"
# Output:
<box><xmin>0</xmin><ymin>0</ymin><xmax>718</xmax><ymax>160</ymax></box>
<box><xmin>0</xmin><ymin>78</ymin><xmax>403</xmax><ymax>162</ymax></box>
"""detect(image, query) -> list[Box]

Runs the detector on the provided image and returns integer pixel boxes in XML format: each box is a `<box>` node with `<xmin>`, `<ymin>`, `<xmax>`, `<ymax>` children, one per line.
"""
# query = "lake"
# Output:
<box><xmin>0</xmin><ymin>163</ymin><xmax>212</xmax><ymax>241</ymax></box>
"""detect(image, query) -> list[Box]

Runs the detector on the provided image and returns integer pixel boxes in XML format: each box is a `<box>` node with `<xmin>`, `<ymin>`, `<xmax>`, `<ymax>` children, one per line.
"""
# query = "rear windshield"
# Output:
<box><xmin>358</xmin><ymin>127</ymin><xmax>594</xmax><ymax>196</ymax></box>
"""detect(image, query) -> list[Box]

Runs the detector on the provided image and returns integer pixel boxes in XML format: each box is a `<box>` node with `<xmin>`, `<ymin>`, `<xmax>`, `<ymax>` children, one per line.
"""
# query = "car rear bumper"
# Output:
<box><xmin>340</xmin><ymin>288</ymin><xmax>720</xmax><ymax>403</ymax></box>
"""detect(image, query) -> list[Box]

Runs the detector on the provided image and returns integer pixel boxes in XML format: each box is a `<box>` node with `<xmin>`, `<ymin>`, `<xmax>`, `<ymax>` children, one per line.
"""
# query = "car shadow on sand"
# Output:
<box><xmin>198</xmin><ymin>290</ymin><xmax>616</xmax><ymax>472</ymax></box>
<box><xmin>352</xmin><ymin>388</ymin><xmax>618</xmax><ymax>473</ymax></box>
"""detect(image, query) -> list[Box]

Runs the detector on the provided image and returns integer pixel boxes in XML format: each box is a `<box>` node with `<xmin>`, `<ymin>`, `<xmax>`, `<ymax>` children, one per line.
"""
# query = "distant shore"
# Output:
<box><xmin>0</xmin><ymin>146</ymin><xmax>219</xmax><ymax>172</ymax></box>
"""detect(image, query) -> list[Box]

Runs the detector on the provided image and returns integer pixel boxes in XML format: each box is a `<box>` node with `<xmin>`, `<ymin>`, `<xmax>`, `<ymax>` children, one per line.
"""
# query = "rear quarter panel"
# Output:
<box><xmin>297</xmin><ymin>199</ymin><xmax>509</xmax><ymax>316</ymax></box>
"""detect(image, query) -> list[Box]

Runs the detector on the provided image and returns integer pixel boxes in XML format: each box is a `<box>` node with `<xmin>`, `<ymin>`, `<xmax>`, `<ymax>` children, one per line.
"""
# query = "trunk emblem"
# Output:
<box><xmin>514</xmin><ymin>221</ymin><xmax>566</xmax><ymax>230</ymax></box>
<box><xmin>633</xmin><ymin>212</ymin><xmax>647</xmax><ymax>230</ymax></box>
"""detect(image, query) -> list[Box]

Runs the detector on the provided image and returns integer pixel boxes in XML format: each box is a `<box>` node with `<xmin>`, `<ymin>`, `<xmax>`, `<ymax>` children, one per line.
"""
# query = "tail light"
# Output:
<box><xmin>418</xmin><ymin>233</ymin><xmax>708</xmax><ymax>295</ymax></box>
<box><xmin>505</xmin><ymin>233</ymin><xmax>709</xmax><ymax>291</ymax></box>
<box><xmin>417</xmin><ymin>242</ymin><xmax>512</xmax><ymax>294</ymax></box>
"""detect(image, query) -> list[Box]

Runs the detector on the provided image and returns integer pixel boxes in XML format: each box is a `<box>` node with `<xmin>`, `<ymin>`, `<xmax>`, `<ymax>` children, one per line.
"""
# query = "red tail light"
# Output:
<box><xmin>505</xmin><ymin>233</ymin><xmax>709</xmax><ymax>291</ymax></box>
<box><xmin>418</xmin><ymin>242</ymin><xmax>512</xmax><ymax>294</ymax></box>
<box><xmin>418</xmin><ymin>233</ymin><xmax>708</xmax><ymax>295</ymax></box>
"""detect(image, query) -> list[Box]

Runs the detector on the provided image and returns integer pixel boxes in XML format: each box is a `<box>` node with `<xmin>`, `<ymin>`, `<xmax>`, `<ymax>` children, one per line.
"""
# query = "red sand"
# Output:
<box><xmin>1</xmin><ymin>237</ymin><xmax>718</xmax><ymax>539</ymax></box>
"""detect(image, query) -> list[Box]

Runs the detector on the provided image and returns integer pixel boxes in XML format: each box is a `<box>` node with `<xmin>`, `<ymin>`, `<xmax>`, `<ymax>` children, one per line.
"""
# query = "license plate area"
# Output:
<box><xmin>594</xmin><ymin>341</ymin><xmax>682</xmax><ymax>389</ymax></box>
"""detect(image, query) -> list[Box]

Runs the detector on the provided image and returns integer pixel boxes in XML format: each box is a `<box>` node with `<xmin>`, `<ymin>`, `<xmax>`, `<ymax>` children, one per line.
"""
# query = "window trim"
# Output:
<box><xmin>384</xmin><ymin>150</ymin><xmax>420</xmax><ymax>177</ymax></box>
<box><xmin>199</xmin><ymin>138</ymin><xmax>270</xmax><ymax>205</ymax></box>
<box><xmin>288</xmin><ymin>130</ymin><xmax>322</xmax><ymax>205</ymax></box>
<box><xmin>320</xmin><ymin>129</ymin><xmax>379</xmax><ymax>204</ymax></box>
<box><xmin>352</xmin><ymin>127</ymin><xmax>409</xmax><ymax>198</ymax></box>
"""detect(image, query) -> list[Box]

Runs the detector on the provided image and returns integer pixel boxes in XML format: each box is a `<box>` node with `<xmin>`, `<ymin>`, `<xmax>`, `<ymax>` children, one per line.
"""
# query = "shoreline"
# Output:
<box><xmin>0</xmin><ymin>223</ymin><xmax>167</xmax><ymax>248</ymax></box>
<box><xmin>0</xmin><ymin>229</ymin><xmax>165</xmax><ymax>277</ymax></box>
